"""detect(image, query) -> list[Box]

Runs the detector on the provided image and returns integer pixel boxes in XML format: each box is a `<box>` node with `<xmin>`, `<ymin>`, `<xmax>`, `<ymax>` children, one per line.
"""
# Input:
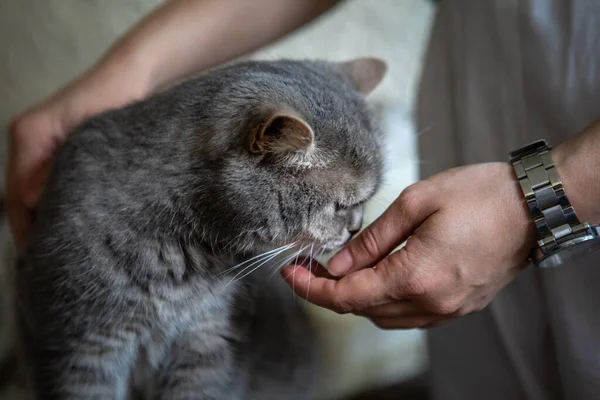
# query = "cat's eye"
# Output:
<box><xmin>334</xmin><ymin>202</ymin><xmax>349</xmax><ymax>212</ymax></box>
<box><xmin>335</xmin><ymin>198</ymin><xmax>368</xmax><ymax>212</ymax></box>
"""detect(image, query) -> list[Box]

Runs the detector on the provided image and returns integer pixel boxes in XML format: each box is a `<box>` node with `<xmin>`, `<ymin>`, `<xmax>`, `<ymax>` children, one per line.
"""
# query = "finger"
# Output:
<box><xmin>354</xmin><ymin>300</ymin><xmax>422</xmax><ymax>318</ymax></box>
<box><xmin>282</xmin><ymin>260</ymin><xmax>336</xmax><ymax>284</ymax></box>
<box><xmin>419</xmin><ymin>319</ymin><xmax>452</xmax><ymax>330</ymax></box>
<box><xmin>20</xmin><ymin>161</ymin><xmax>50</xmax><ymax>210</ymax></box>
<box><xmin>306</xmin><ymin>262</ymin><xmax>337</xmax><ymax>279</ymax></box>
<box><xmin>5</xmin><ymin>200</ymin><xmax>33</xmax><ymax>249</ymax></box>
<box><xmin>4</xmin><ymin>163</ymin><xmax>45</xmax><ymax>249</ymax></box>
<box><xmin>5</xmin><ymin>123</ymin><xmax>58</xmax><ymax>248</ymax></box>
<box><xmin>281</xmin><ymin>265</ymin><xmax>394</xmax><ymax>313</ymax></box>
<box><xmin>370</xmin><ymin>315</ymin><xmax>451</xmax><ymax>330</ymax></box>
<box><xmin>294</xmin><ymin>257</ymin><xmax>334</xmax><ymax>279</ymax></box>
<box><xmin>328</xmin><ymin>182</ymin><xmax>437</xmax><ymax>276</ymax></box>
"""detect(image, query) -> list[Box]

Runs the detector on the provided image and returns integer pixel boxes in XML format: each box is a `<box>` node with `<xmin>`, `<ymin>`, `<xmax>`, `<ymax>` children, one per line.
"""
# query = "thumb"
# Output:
<box><xmin>5</xmin><ymin>201</ymin><xmax>33</xmax><ymax>250</ymax></box>
<box><xmin>5</xmin><ymin>116</ymin><xmax>59</xmax><ymax>249</ymax></box>
<box><xmin>327</xmin><ymin>182</ymin><xmax>436</xmax><ymax>276</ymax></box>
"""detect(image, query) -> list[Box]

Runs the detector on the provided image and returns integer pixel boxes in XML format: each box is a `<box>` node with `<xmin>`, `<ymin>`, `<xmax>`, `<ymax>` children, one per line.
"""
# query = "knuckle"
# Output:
<box><xmin>431</xmin><ymin>298</ymin><xmax>461</xmax><ymax>316</ymax></box>
<box><xmin>403</xmin><ymin>273</ymin><xmax>428</xmax><ymax>297</ymax></box>
<box><xmin>414</xmin><ymin>319</ymin><xmax>432</xmax><ymax>329</ymax></box>
<box><xmin>353</xmin><ymin>227</ymin><xmax>381</xmax><ymax>260</ymax></box>
<box><xmin>401</xmin><ymin>182</ymin><xmax>421</xmax><ymax>198</ymax></box>
<box><xmin>331</xmin><ymin>297</ymin><xmax>353</xmax><ymax>315</ymax></box>
<box><xmin>463</xmin><ymin>301</ymin><xmax>487</xmax><ymax>315</ymax></box>
<box><xmin>454</xmin><ymin>307</ymin><xmax>471</xmax><ymax>317</ymax></box>
<box><xmin>8</xmin><ymin>115</ymin><xmax>29</xmax><ymax>141</ymax></box>
<box><xmin>380</xmin><ymin>252</ymin><xmax>410</xmax><ymax>298</ymax></box>
<box><xmin>372</xmin><ymin>318</ymin><xmax>394</xmax><ymax>330</ymax></box>
<box><xmin>397</xmin><ymin>182</ymin><xmax>429</xmax><ymax>212</ymax></box>
<box><xmin>420</xmin><ymin>320</ymin><xmax>448</xmax><ymax>330</ymax></box>
<box><xmin>452</xmin><ymin>263</ymin><xmax>471</xmax><ymax>284</ymax></box>
<box><xmin>472</xmin><ymin>304</ymin><xmax>486</xmax><ymax>314</ymax></box>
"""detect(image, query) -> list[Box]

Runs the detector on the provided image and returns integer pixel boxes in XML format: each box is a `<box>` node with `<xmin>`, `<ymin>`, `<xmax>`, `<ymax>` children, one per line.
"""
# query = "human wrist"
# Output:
<box><xmin>551</xmin><ymin>123</ymin><xmax>600</xmax><ymax>225</ymax></box>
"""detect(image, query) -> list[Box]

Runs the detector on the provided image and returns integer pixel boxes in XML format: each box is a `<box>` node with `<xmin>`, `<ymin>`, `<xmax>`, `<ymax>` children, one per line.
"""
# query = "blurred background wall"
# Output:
<box><xmin>0</xmin><ymin>1</ymin><xmax>434</xmax><ymax>399</ymax></box>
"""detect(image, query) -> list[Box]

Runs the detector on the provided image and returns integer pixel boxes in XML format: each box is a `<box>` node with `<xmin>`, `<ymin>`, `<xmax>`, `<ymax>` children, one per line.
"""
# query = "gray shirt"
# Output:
<box><xmin>417</xmin><ymin>1</ymin><xmax>600</xmax><ymax>399</ymax></box>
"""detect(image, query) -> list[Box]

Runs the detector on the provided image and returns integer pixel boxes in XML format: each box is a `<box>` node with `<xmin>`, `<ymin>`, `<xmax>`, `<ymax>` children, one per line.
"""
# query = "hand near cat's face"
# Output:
<box><xmin>282</xmin><ymin>162</ymin><xmax>537</xmax><ymax>329</ymax></box>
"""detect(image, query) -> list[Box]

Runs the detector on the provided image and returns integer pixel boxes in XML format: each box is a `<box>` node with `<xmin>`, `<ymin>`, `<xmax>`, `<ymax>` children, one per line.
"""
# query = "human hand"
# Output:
<box><xmin>282</xmin><ymin>162</ymin><xmax>538</xmax><ymax>329</ymax></box>
<box><xmin>5</xmin><ymin>60</ymin><xmax>150</xmax><ymax>248</ymax></box>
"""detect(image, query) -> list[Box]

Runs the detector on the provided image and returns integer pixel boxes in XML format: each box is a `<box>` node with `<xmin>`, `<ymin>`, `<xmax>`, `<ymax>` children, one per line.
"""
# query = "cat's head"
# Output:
<box><xmin>196</xmin><ymin>58</ymin><xmax>387</xmax><ymax>255</ymax></box>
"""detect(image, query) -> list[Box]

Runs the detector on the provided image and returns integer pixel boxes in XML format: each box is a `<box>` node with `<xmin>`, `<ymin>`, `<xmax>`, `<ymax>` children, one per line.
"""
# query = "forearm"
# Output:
<box><xmin>552</xmin><ymin>118</ymin><xmax>600</xmax><ymax>224</ymax></box>
<box><xmin>95</xmin><ymin>0</ymin><xmax>342</xmax><ymax>96</ymax></box>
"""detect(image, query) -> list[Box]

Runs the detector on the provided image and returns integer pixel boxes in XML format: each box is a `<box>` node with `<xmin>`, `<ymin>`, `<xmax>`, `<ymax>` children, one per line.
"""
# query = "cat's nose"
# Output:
<box><xmin>348</xmin><ymin>227</ymin><xmax>361</xmax><ymax>238</ymax></box>
<box><xmin>347</xmin><ymin>204</ymin><xmax>364</xmax><ymax>237</ymax></box>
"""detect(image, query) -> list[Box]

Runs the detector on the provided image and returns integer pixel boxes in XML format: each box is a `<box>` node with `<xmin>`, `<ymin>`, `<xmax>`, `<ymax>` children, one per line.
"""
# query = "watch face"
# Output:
<box><xmin>538</xmin><ymin>237</ymin><xmax>600</xmax><ymax>268</ymax></box>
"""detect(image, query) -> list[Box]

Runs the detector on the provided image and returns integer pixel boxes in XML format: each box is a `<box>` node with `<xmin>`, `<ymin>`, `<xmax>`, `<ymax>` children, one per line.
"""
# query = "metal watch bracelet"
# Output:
<box><xmin>509</xmin><ymin>140</ymin><xmax>594</xmax><ymax>261</ymax></box>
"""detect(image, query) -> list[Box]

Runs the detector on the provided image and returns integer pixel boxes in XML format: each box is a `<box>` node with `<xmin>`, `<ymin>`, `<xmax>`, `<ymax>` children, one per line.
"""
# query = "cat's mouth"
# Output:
<box><xmin>293</xmin><ymin>254</ymin><xmax>326</xmax><ymax>273</ymax></box>
<box><xmin>248</xmin><ymin>236</ymin><xmax>347</xmax><ymax>273</ymax></box>
<box><xmin>320</xmin><ymin>239</ymin><xmax>350</xmax><ymax>251</ymax></box>
<box><xmin>304</xmin><ymin>236</ymin><xmax>351</xmax><ymax>252</ymax></box>
<box><xmin>286</xmin><ymin>240</ymin><xmax>346</xmax><ymax>271</ymax></box>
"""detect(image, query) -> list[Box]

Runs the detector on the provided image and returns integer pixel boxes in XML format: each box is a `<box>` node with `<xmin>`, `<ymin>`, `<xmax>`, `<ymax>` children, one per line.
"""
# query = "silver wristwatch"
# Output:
<box><xmin>509</xmin><ymin>139</ymin><xmax>600</xmax><ymax>268</ymax></box>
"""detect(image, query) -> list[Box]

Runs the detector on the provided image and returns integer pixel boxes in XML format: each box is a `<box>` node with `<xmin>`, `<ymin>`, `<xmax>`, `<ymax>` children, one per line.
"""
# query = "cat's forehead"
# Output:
<box><xmin>306</xmin><ymin>150</ymin><xmax>382</xmax><ymax>204</ymax></box>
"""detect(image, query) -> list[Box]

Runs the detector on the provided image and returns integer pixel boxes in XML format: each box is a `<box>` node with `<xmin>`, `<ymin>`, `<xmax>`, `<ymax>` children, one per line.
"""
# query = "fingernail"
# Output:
<box><xmin>328</xmin><ymin>249</ymin><xmax>353</xmax><ymax>276</ymax></box>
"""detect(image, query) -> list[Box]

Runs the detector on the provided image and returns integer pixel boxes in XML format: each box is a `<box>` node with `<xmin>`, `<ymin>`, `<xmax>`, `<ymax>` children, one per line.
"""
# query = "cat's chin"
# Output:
<box><xmin>320</xmin><ymin>241</ymin><xmax>348</xmax><ymax>251</ymax></box>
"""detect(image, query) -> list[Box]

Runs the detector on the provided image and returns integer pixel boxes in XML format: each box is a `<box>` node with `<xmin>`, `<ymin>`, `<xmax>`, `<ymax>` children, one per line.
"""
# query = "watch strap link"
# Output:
<box><xmin>510</xmin><ymin>140</ymin><xmax>588</xmax><ymax>255</ymax></box>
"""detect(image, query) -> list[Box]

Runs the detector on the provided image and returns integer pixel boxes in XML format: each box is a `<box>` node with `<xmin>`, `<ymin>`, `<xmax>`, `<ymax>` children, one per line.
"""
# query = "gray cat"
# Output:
<box><xmin>14</xmin><ymin>57</ymin><xmax>386</xmax><ymax>399</ymax></box>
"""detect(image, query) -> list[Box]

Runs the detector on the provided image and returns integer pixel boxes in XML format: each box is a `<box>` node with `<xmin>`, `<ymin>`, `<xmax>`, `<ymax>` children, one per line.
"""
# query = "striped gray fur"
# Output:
<box><xmin>9</xmin><ymin>58</ymin><xmax>386</xmax><ymax>399</ymax></box>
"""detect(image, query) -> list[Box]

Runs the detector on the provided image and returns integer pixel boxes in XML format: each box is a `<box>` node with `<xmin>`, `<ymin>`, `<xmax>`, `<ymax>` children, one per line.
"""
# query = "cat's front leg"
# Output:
<box><xmin>24</xmin><ymin>326</ymin><xmax>138</xmax><ymax>400</ymax></box>
<box><xmin>154</xmin><ymin>328</ymin><xmax>242</xmax><ymax>400</ymax></box>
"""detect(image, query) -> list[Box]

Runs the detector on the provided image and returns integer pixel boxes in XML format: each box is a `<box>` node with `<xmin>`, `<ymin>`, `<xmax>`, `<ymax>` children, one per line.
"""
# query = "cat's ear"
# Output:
<box><xmin>250</xmin><ymin>113</ymin><xmax>314</xmax><ymax>154</ymax></box>
<box><xmin>336</xmin><ymin>57</ymin><xmax>387</xmax><ymax>96</ymax></box>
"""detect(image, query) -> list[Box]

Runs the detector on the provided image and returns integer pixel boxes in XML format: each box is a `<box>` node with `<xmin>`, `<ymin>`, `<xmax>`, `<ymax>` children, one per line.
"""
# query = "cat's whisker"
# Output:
<box><xmin>415</xmin><ymin>122</ymin><xmax>435</xmax><ymax>137</ymax></box>
<box><xmin>316</xmin><ymin>247</ymin><xmax>327</xmax><ymax>263</ymax></box>
<box><xmin>226</xmin><ymin>243</ymin><xmax>299</xmax><ymax>285</ymax></box>
<box><xmin>220</xmin><ymin>246</ymin><xmax>289</xmax><ymax>276</ymax></box>
<box><xmin>226</xmin><ymin>253</ymin><xmax>281</xmax><ymax>286</ymax></box>
<box><xmin>267</xmin><ymin>245</ymin><xmax>309</xmax><ymax>281</ymax></box>
<box><xmin>219</xmin><ymin>242</ymin><xmax>297</xmax><ymax>276</ymax></box>
<box><xmin>292</xmin><ymin>243</ymin><xmax>303</xmax><ymax>296</ymax></box>
<box><xmin>368</xmin><ymin>195</ymin><xmax>393</xmax><ymax>207</ymax></box>
<box><xmin>223</xmin><ymin>245</ymin><xmax>287</xmax><ymax>285</ymax></box>
<box><xmin>210</xmin><ymin>231</ymin><xmax>220</xmax><ymax>254</ymax></box>
<box><xmin>385</xmin><ymin>159</ymin><xmax>430</xmax><ymax>166</ymax></box>
<box><xmin>275</xmin><ymin>245</ymin><xmax>309</xmax><ymax>272</ymax></box>
<box><xmin>373</xmin><ymin>194</ymin><xmax>397</xmax><ymax>204</ymax></box>
<box><xmin>304</xmin><ymin>243</ymin><xmax>315</xmax><ymax>303</ymax></box>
